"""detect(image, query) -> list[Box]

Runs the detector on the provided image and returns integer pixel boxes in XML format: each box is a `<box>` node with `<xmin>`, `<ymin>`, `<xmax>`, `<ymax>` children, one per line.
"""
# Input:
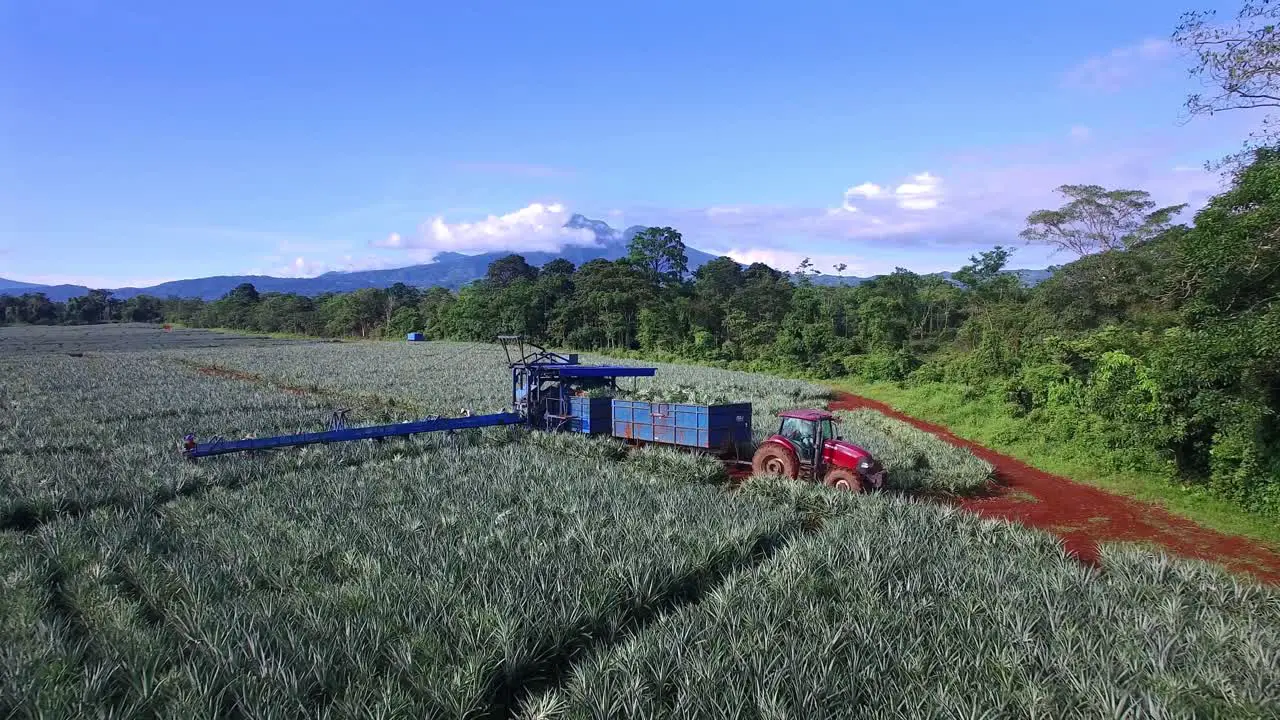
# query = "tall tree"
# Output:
<box><xmin>953</xmin><ymin>247</ymin><xmax>1019</xmax><ymax>301</ymax></box>
<box><xmin>1020</xmin><ymin>185</ymin><xmax>1186</xmax><ymax>262</ymax></box>
<box><xmin>227</xmin><ymin>283</ymin><xmax>260</xmax><ymax>304</ymax></box>
<box><xmin>486</xmin><ymin>254</ymin><xmax>539</xmax><ymax>288</ymax></box>
<box><xmin>626</xmin><ymin>227</ymin><xmax>688</xmax><ymax>286</ymax></box>
<box><xmin>1173</xmin><ymin>146</ymin><xmax>1280</xmax><ymax>321</ymax></box>
<box><xmin>1174</xmin><ymin>1</ymin><xmax>1280</xmax><ymax>169</ymax></box>
<box><xmin>541</xmin><ymin>258</ymin><xmax>576</xmax><ymax>276</ymax></box>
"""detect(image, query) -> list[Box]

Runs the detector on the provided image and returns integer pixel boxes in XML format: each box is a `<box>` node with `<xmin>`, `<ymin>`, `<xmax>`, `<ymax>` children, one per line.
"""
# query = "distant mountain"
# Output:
<box><xmin>1</xmin><ymin>215</ymin><xmax>1052</xmax><ymax>301</ymax></box>
<box><xmin>0</xmin><ymin>278</ymin><xmax>43</xmax><ymax>291</ymax></box>
<box><xmin>0</xmin><ymin>277</ymin><xmax>94</xmax><ymax>300</ymax></box>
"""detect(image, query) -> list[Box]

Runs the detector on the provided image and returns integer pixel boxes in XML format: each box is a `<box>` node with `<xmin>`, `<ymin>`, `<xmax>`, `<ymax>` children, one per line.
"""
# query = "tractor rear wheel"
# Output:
<box><xmin>823</xmin><ymin>467</ymin><xmax>864</xmax><ymax>492</ymax></box>
<box><xmin>752</xmin><ymin>444</ymin><xmax>799</xmax><ymax>478</ymax></box>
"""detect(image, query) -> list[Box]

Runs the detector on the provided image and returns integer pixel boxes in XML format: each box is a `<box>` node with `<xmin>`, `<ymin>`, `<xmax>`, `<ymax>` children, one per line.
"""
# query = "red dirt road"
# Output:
<box><xmin>831</xmin><ymin>392</ymin><xmax>1280</xmax><ymax>585</ymax></box>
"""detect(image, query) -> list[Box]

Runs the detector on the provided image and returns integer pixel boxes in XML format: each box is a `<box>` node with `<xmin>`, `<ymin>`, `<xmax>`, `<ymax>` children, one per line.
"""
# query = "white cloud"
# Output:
<box><xmin>254</xmin><ymin>250</ymin><xmax>435</xmax><ymax>279</ymax></box>
<box><xmin>275</xmin><ymin>257</ymin><xmax>330</xmax><ymax>278</ymax></box>
<box><xmin>893</xmin><ymin>172</ymin><xmax>941</xmax><ymax>210</ymax></box>
<box><xmin>846</xmin><ymin>182</ymin><xmax>883</xmax><ymax>198</ymax></box>
<box><xmin>840</xmin><ymin>172</ymin><xmax>941</xmax><ymax>213</ymax></box>
<box><xmin>230</xmin><ymin>124</ymin><xmax>1231</xmax><ymax>282</ymax></box>
<box><xmin>374</xmin><ymin>202</ymin><xmax>598</xmax><ymax>257</ymax></box>
<box><xmin>1062</xmin><ymin>38</ymin><xmax>1174</xmax><ymax>92</ymax></box>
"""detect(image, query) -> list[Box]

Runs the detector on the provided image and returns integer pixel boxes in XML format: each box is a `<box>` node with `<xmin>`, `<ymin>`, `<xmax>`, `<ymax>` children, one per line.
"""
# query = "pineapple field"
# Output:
<box><xmin>1</xmin><ymin>324</ymin><xmax>1278</xmax><ymax>719</ymax></box>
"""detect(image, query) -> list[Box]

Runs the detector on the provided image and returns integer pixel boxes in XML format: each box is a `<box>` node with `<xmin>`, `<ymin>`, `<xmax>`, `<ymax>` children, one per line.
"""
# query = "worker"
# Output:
<box><xmin>786</xmin><ymin>421</ymin><xmax>815</xmax><ymax>458</ymax></box>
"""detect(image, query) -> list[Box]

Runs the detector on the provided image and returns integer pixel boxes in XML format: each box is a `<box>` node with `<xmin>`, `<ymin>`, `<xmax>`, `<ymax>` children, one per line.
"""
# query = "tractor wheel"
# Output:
<box><xmin>752</xmin><ymin>444</ymin><xmax>799</xmax><ymax>478</ymax></box>
<box><xmin>823</xmin><ymin>467</ymin><xmax>864</xmax><ymax>493</ymax></box>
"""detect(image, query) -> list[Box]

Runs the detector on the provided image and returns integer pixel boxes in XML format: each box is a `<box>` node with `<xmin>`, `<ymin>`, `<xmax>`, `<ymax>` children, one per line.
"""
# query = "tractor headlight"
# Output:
<box><xmin>857</xmin><ymin>457</ymin><xmax>875</xmax><ymax>473</ymax></box>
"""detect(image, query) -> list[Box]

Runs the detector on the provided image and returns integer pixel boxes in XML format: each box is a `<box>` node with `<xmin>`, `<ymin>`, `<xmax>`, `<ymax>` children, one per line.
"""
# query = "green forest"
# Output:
<box><xmin>4</xmin><ymin>3</ymin><xmax>1280</xmax><ymax>523</ymax></box>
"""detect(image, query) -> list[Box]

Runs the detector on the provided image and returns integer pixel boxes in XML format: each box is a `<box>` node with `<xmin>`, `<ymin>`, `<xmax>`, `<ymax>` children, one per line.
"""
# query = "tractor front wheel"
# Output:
<box><xmin>751</xmin><ymin>443</ymin><xmax>799</xmax><ymax>478</ymax></box>
<box><xmin>823</xmin><ymin>467</ymin><xmax>864</xmax><ymax>492</ymax></box>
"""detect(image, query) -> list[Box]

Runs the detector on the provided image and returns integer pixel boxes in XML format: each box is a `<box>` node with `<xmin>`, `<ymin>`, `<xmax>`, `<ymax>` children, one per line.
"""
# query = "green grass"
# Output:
<box><xmin>836</xmin><ymin>378</ymin><xmax>1280</xmax><ymax>552</ymax></box>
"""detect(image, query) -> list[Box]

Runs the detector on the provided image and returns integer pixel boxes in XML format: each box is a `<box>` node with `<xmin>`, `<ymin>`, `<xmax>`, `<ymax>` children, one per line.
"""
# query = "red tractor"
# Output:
<box><xmin>751</xmin><ymin>409</ymin><xmax>887</xmax><ymax>491</ymax></box>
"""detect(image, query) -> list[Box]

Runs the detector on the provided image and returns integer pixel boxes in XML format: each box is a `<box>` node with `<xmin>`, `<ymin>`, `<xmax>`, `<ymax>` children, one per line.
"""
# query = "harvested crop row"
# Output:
<box><xmin>1</xmin><ymin>444</ymin><xmax>798</xmax><ymax>718</ymax></box>
<box><xmin>0</xmin><ymin>354</ymin><xmax>429</xmax><ymax>529</ymax></box>
<box><xmin>524</xmin><ymin>477</ymin><xmax>1280</xmax><ymax>720</ymax></box>
<box><xmin>167</xmin><ymin>340</ymin><xmax>833</xmax><ymax>440</ymax></box>
<box><xmin>835</xmin><ymin>408</ymin><xmax>994</xmax><ymax>494</ymax></box>
<box><xmin>0</xmin><ymin>323</ymin><xmax>298</xmax><ymax>356</ymax></box>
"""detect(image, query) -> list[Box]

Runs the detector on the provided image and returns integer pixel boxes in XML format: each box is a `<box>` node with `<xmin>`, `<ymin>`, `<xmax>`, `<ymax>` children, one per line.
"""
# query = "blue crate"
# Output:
<box><xmin>567</xmin><ymin>396</ymin><xmax>613</xmax><ymax>434</ymax></box>
<box><xmin>611</xmin><ymin>400</ymin><xmax>752</xmax><ymax>450</ymax></box>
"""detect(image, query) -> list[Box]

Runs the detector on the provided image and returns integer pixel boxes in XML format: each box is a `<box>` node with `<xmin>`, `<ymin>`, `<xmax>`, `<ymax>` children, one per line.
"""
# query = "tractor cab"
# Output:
<box><xmin>751</xmin><ymin>409</ymin><xmax>886</xmax><ymax>491</ymax></box>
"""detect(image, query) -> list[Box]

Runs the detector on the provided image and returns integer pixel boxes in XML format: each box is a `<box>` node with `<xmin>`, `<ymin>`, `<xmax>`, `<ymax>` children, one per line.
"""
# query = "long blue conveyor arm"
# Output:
<box><xmin>184</xmin><ymin>411</ymin><xmax>525</xmax><ymax>459</ymax></box>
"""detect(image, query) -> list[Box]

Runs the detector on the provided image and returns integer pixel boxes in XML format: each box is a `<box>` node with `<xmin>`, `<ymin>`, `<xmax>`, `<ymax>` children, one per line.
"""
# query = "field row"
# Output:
<box><xmin>0</xmin><ymin>354</ymin><xmax>408</xmax><ymax>530</ymax></box>
<box><xmin>1</xmin><ymin>334</ymin><xmax>1277</xmax><ymax>718</ymax></box>
<box><xmin>5</xmin><ymin>465</ymin><xmax>1276</xmax><ymax>719</ymax></box>
<box><xmin>533</xmin><ymin>478</ymin><xmax>1280</xmax><ymax>719</ymax></box>
<box><xmin>2</xmin><ymin>443</ymin><xmax>798</xmax><ymax>718</ymax></box>
<box><xmin>0</xmin><ymin>323</ymin><xmax>303</xmax><ymax>356</ymax></box>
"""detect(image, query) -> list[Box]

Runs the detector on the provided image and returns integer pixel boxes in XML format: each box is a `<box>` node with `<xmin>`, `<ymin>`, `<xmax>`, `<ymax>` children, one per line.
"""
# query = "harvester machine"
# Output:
<box><xmin>179</xmin><ymin>335</ymin><xmax>886</xmax><ymax>491</ymax></box>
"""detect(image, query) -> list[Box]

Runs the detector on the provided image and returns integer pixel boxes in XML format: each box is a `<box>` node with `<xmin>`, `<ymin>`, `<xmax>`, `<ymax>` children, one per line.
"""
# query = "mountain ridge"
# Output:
<box><xmin>1</xmin><ymin>214</ymin><xmax>1053</xmax><ymax>301</ymax></box>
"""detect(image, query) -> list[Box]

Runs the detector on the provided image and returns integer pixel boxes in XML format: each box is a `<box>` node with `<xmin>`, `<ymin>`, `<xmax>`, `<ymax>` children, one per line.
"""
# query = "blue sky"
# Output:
<box><xmin>0</xmin><ymin>0</ymin><xmax>1259</xmax><ymax>287</ymax></box>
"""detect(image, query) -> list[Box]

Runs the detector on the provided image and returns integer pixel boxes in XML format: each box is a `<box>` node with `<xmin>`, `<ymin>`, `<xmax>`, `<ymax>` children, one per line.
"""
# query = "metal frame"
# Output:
<box><xmin>182</xmin><ymin>335</ymin><xmax>658</xmax><ymax>460</ymax></box>
<box><xmin>499</xmin><ymin>334</ymin><xmax>655</xmax><ymax>432</ymax></box>
<box><xmin>183</xmin><ymin>411</ymin><xmax>524</xmax><ymax>459</ymax></box>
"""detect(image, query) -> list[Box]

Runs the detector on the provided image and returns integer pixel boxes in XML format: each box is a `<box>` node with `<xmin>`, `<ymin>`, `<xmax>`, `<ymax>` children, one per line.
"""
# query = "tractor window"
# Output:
<box><xmin>779</xmin><ymin>417</ymin><xmax>816</xmax><ymax>458</ymax></box>
<box><xmin>820</xmin><ymin>419</ymin><xmax>835</xmax><ymax>443</ymax></box>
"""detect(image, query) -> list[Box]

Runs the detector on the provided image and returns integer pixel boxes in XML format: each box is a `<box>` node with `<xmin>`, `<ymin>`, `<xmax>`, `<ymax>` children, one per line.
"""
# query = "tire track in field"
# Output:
<box><xmin>171</xmin><ymin>358</ymin><xmax>427</xmax><ymax>418</ymax></box>
<box><xmin>486</xmin><ymin>509</ymin><xmax>830</xmax><ymax>720</ymax></box>
<box><xmin>41</xmin><ymin>567</ymin><xmax>136</xmax><ymax>713</ymax></box>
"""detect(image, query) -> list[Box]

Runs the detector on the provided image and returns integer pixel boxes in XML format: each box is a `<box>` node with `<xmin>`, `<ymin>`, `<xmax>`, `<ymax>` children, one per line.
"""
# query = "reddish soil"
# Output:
<box><xmin>831</xmin><ymin>392</ymin><xmax>1280</xmax><ymax>585</ymax></box>
<box><xmin>194</xmin><ymin>364</ymin><xmax>311</xmax><ymax>396</ymax></box>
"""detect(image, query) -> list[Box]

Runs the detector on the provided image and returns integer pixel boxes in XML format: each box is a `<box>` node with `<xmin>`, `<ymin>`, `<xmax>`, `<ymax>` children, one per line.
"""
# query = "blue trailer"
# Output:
<box><xmin>611</xmin><ymin>400</ymin><xmax>752</xmax><ymax>453</ymax></box>
<box><xmin>567</xmin><ymin>396</ymin><xmax>613</xmax><ymax>434</ymax></box>
<box><xmin>565</xmin><ymin>396</ymin><xmax>752</xmax><ymax>459</ymax></box>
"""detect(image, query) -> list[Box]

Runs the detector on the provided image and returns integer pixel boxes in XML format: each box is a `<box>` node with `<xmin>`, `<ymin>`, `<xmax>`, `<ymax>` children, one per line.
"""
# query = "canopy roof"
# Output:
<box><xmin>778</xmin><ymin>408</ymin><xmax>835</xmax><ymax>421</ymax></box>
